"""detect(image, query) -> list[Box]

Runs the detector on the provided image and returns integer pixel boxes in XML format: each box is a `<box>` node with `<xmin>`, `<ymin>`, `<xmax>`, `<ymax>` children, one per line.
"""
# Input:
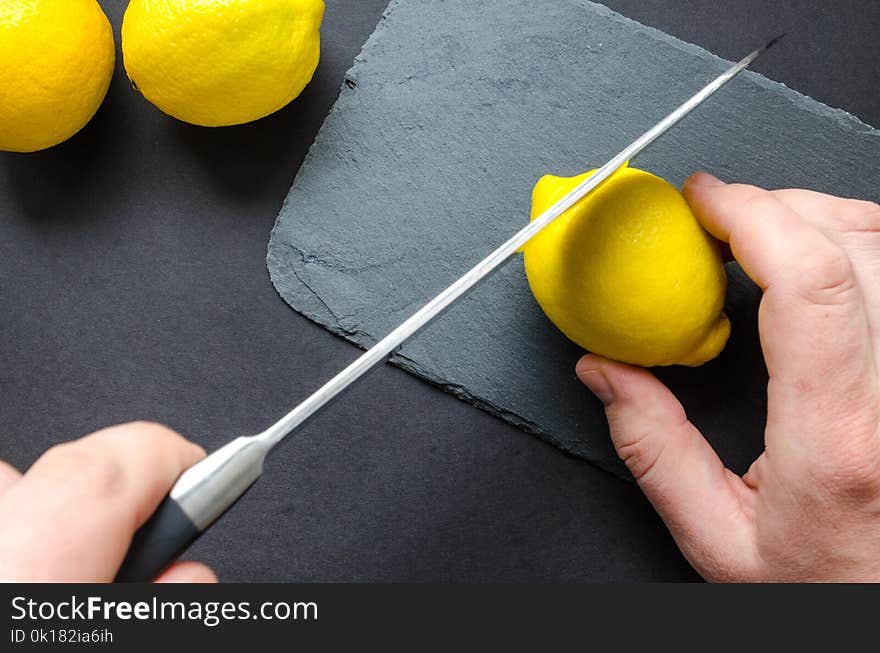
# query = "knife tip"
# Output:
<box><xmin>762</xmin><ymin>32</ymin><xmax>787</xmax><ymax>52</ymax></box>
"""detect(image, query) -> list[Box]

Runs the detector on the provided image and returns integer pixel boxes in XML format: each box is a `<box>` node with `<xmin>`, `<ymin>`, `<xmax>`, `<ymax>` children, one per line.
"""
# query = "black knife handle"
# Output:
<box><xmin>115</xmin><ymin>496</ymin><xmax>201</xmax><ymax>582</ymax></box>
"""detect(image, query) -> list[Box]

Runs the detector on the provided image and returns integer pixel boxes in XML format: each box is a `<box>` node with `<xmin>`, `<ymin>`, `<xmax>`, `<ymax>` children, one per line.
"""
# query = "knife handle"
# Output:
<box><xmin>115</xmin><ymin>435</ymin><xmax>271</xmax><ymax>582</ymax></box>
<box><xmin>115</xmin><ymin>495</ymin><xmax>202</xmax><ymax>582</ymax></box>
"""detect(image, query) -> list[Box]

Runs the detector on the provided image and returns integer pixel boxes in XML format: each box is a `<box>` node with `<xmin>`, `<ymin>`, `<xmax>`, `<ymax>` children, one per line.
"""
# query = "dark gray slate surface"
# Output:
<box><xmin>268</xmin><ymin>0</ymin><xmax>880</xmax><ymax>478</ymax></box>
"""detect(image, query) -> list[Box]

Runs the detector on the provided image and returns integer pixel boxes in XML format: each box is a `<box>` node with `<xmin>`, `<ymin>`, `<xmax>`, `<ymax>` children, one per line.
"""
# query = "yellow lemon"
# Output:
<box><xmin>523</xmin><ymin>165</ymin><xmax>730</xmax><ymax>367</ymax></box>
<box><xmin>0</xmin><ymin>0</ymin><xmax>115</xmax><ymax>153</ymax></box>
<box><xmin>121</xmin><ymin>0</ymin><xmax>325</xmax><ymax>127</ymax></box>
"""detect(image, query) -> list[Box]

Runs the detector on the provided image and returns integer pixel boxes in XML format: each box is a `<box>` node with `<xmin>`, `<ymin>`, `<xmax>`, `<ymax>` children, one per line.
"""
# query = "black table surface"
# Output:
<box><xmin>1</xmin><ymin>1</ymin><xmax>877</xmax><ymax>581</ymax></box>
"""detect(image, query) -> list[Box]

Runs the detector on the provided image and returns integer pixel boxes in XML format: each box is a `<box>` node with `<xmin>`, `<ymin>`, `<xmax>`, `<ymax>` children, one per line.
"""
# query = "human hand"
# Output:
<box><xmin>0</xmin><ymin>422</ymin><xmax>216</xmax><ymax>582</ymax></box>
<box><xmin>576</xmin><ymin>172</ymin><xmax>880</xmax><ymax>581</ymax></box>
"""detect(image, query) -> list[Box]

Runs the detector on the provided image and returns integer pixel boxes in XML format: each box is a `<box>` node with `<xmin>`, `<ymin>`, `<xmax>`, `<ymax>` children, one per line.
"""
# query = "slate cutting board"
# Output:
<box><xmin>268</xmin><ymin>0</ymin><xmax>879</xmax><ymax>479</ymax></box>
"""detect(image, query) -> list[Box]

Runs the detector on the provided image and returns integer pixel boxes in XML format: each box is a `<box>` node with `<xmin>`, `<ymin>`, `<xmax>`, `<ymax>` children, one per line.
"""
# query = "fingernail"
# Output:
<box><xmin>690</xmin><ymin>171</ymin><xmax>725</xmax><ymax>187</ymax></box>
<box><xmin>576</xmin><ymin>362</ymin><xmax>614</xmax><ymax>405</ymax></box>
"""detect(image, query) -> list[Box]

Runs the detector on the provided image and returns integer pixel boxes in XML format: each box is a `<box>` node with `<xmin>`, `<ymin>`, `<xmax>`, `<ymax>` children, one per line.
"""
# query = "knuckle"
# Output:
<box><xmin>808</xmin><ymin>444</ymin><xmax>880</xmax><ymax>499</ymax></box>
<box><xmin>615</xmin><ymin>429</ymin><xmax>665</xmax><ymax>481</ymax></box>
<box><xmin>37</xmin><ymin>442</ymin><xmax>126</xmax><ymax>497</ymax></box>
<box><xmin>120</xmin><ymin>421</ymin><xmax>204</xmax><ymax>462</ymax></box>
<box><xmin>739</xmin><ymin>190</ymin><xmax>778</xmax><ymax>219</ymax></box>
<box><xmin>792</xmin><ymin>246</ymin><xmax>857</xmax><ymax>307</ymax></box>
<box><xmin>125</xmin><ymin>421</ymin><xmax>184</xmax><ymax>447</ymax></box>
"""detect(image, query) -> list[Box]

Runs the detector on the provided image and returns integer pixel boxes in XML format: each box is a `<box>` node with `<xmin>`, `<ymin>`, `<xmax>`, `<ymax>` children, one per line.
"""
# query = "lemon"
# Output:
<box><xmin>0</xmin><ymin>0</ymin><xmax>115</xmax><ymax>153</ymax></box>
<box><xmin>121</xmin><ymin>0</ymin><xmax>325</xmax><ymax>127</ymax></box>
<box><xmin>523</xmin><ymin>164</ymin><xmax>730</xmax><ymax>367</ymax></box>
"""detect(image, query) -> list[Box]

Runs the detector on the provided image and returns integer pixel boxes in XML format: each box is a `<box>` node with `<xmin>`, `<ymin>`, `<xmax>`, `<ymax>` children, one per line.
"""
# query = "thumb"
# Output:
<box><xmin>577</xmin><ymin>354</ymin><xmax>757</xmax><ymax>580</ymax></box>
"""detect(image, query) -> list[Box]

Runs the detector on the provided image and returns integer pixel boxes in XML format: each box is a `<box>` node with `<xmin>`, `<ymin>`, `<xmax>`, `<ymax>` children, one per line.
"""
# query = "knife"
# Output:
<box><xmin>115</xmin><ymin>35</ymin><xmax>783</xmax><ymax>581</ymax></box>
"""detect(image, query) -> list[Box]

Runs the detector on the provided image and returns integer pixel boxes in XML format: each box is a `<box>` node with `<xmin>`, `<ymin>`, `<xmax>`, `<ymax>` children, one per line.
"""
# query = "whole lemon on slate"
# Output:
<box><xmin>523</xmin><ymin>165</ymin><xmax>730</xmax><ymax>367</ymax></box>
<box><xmin>0</xmin><ymin>0</ymin><xmax>115</xmax><ymax>153</ymax></box>
<box><xmin>121</xmin><ymin>0</ymin><xmax>325</xmax><ymax>127</ymax></box>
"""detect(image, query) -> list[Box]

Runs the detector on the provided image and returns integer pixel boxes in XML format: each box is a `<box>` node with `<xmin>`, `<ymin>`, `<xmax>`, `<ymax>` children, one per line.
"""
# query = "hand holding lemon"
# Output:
<box><xmin>524</xmin><ymin>165</ymin><xmax>730</xmax><ymax>367</ymax></box>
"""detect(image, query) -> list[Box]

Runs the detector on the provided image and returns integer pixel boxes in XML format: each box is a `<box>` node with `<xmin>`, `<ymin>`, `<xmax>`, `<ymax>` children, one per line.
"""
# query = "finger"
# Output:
<box><xmin>577</xmin><ymin>354</ymin><xmax>758</xmax><ymax>581</ymax></box>
<box><xmin>683</xmin><ymin>173</ymin><xmax>853</xmax><ymax>292</ymax></box>
<box><xmin>0</xmin><ymin>460</ymin><xmax>22</xmax><ymax>495</ymax></box>
<box><xmin>154</xmin><ymin>561</ymin><xmax>218</xmax><ymax>584</ymax></box>
<box><xmin>684</xmin><ymin>173</ymin><xmax>880</xmax><ymax>460</ymax></box>
<box><xmin>0</xmin><ymin>422</ymin><xmax>205</xmax><ymax>582</ymax></box>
